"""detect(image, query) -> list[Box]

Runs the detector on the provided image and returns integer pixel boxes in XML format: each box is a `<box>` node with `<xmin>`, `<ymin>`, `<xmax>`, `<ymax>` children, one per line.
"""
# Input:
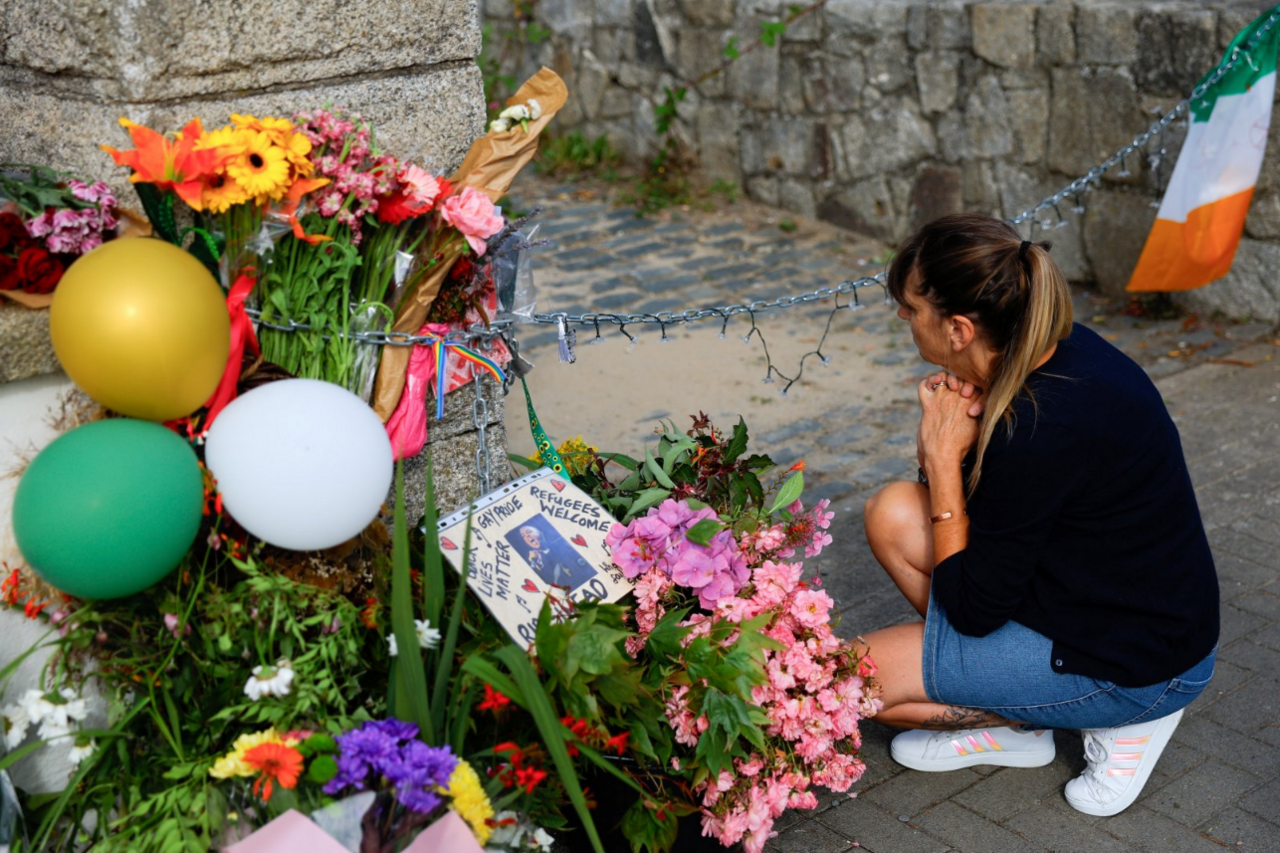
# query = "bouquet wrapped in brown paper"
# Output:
<box><xmin>370</xmin><ymin>67</ymin><xmax>568</xmax><ymax>422</ymax></box>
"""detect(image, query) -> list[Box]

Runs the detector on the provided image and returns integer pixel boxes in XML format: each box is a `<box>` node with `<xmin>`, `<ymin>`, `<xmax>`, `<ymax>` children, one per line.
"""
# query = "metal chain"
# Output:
<box><xmin>246</xmin><ymin>11</ymin><xmax>1280</xmax><ymax>492</ymax></box>
<box><xmin>472</xmin><ymin>368</ymin><xmax>492</xmax><ymax>493</ymax></box>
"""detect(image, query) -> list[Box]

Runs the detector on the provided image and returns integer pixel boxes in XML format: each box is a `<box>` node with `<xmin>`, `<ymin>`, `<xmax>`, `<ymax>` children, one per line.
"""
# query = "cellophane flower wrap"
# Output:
<box><xmin>529</xmin><ymin>417</ymin><xmax>881</xmax><ymax>853</ymax></box>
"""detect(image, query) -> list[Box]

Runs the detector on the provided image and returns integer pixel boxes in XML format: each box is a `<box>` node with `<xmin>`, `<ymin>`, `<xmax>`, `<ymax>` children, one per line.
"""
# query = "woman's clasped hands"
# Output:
<box><xmin>917</xmin><ymin>371</ymin><xmax>985</xmax><ymax>472</ymax></box>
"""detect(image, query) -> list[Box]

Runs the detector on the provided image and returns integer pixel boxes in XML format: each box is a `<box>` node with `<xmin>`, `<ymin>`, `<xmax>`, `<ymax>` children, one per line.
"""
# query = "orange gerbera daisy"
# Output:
<box><xmin>242</xmin><ymin>741</ymin><xmax>303</xmax><ymax>801</ymax></box>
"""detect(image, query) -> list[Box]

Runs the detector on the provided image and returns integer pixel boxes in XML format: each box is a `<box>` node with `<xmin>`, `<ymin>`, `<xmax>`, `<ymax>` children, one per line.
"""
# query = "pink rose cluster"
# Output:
<box><xmin>25</xmin><ymin>180</ymin><xmax>119</xmax><ymax>255</ymax></box>
<box><xmin>631</xmin><ymin>555</ymin><xmax>881</xmax><ymax>853</ymax></box>
<box><xmin>605</xmin><ymin>499</ymin><xmax>749</xmax><ymax>611</ymax></box>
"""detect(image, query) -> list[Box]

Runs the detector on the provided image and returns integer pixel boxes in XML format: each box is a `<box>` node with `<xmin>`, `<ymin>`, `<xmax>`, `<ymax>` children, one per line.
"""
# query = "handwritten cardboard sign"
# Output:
<box><xmin>434</xmin><ymin>468</ymin><xmax>631</xmax><ymax>645</ymax></box>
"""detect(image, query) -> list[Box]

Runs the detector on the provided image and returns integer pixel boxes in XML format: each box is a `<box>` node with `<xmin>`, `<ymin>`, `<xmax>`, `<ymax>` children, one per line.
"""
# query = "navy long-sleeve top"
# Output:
<box><xmin>931</xmin><ymin>324</ymin><xmax>1219</xmax><ymax>687</ymax></box>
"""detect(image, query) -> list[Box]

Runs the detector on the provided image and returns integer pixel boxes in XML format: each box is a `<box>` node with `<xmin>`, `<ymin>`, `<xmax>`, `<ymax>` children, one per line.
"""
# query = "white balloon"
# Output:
<box><xmin>204</xmin><ymin>379</ymin><xmax>394</xmax><ymax>551</ymax></box>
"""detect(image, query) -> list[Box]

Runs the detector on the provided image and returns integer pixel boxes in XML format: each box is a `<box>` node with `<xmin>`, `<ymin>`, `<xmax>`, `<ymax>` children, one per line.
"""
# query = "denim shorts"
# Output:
<box><xmin>922</xmin><ymin>592</ymin><xmax>1216</xmax><ymax>729</ymax></box>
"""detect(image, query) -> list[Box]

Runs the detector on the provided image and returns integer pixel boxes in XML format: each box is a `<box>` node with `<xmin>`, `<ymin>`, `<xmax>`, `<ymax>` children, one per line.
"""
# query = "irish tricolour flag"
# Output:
<box><xmin>1127</xmin><ymin>8</ymin><xmax>1280</xmax><ymax>292</ymax></box>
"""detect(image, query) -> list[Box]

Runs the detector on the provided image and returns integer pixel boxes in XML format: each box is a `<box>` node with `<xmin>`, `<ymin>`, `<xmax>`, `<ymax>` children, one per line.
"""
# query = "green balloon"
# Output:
<box><xmin>13</xmin><ymin>419</ymin><xmax>204</xmax><ymax>599</ymax></box>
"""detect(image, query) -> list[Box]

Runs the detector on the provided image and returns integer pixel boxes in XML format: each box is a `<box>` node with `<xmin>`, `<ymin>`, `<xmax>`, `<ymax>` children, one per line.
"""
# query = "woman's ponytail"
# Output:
<box><xmin>968</xmin><ymin>242</ymin><xmax>1073</xmax><ymax>492</ymax></box>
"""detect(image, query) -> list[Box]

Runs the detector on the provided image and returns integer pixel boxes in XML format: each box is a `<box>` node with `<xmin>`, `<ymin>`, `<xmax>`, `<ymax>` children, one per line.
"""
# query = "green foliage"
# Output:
<box><xmin>556</xmin><ymin>415</ymin><xmax>781</xmax><ymax>530</ymax></box>
<box><xmin>390</xmin><ymin>465</ymin><xmax>434</xmax><ymax>740</ymax></box>
<box><xmin>621</xmin><ymin>799</ymin><xmax>680</xmax><ymax>853</ymax></box>
<box><xmin>478</xmin><ymin>6</ymin><xmax>552</xmax><ymax>116</ymax></box>
<box><xmin>535</xmin><ymin>131</ymin><xmax>622</xmax><ymax>180</ymax></box>
<box><xmin>759</xmin><ymin>20</ymin><xmax>788</xmax><ymax>46</ymax></box>
<box><xmin>778</xmin><ymin>218</ymin><xmax>798</xmax><ymax>233</ymax></box>
<box><xmin>256</xmin><ymin>214</ymin><xmax>373</xmax><ymax>390</ymax></box>
<box><xmin>11</xmin><ymin>546</ymin><xmax>379</xmax><ymax>852</ymax></box>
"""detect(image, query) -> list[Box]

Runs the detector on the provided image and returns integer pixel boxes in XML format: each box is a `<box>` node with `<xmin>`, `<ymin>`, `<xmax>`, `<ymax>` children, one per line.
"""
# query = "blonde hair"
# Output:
<box><xmin>887</xmin><ymin>214</ymin><xmax>1074</xmax><ymax>493</ymax></box>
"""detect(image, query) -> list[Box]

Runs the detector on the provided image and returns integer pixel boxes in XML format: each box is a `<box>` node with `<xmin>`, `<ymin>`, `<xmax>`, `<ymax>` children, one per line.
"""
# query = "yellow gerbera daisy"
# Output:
<box><xmin>230</xmin><ymin>113</ymin><xmax>295</xmax><ymax>145</ymax></box>
<box><xmin>196</xmin><ymin>125</ymin><xmax>243</xmax><ymax>153</ymax></box>
<box><xmin>226</xmin><ymin>130</ymin><xmax>290</xmax><ymax>201</ymax></box>
<box><xmin>200</xmin><ymin>170</ymin><xmax>249</xmax><ymax>214</ymax></box>
<box><xmin>444</xmin><ymin>760</ymin><xmax>494</xmax><ymax>845</ymax></box>
<box><xmin>283</xmin><ymin>132</ymin><xmax>315</xmax><ymax>176</ymax></box>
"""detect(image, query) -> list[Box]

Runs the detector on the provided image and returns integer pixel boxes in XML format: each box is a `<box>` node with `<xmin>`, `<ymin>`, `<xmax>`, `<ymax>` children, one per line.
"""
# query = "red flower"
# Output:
<box><xmin>788</xmin><ymin>460</ymin><xmax>806</xmax><ymax>472</ymax></box>
<box><xmin>15</xmin><ymin>247</ymin><xmax>64</xmax><ymax>295</ymax></box>
<box><xmin>360</xmin><ymin>597</ymin><xmax>379</xmax><ymax>629</ymax></box>
<box><xmin>23</xmin><ymin>597</ymin><xmax>49</xmax><ymax>619</ymax></box>
<box><xmin>478</xmin><ymin>683</ymin><xmax>512</xmax><ymax>715</ymax></box>
<box><xmin>449</xmin><ymin>255</ymin><xmax>474</xmax><ymax>282</ymax></box>
<box><xmin>513</xmin><ymin>765</ymin><xmax>547</xmax><ymax>794</ymax></box>
<box><xmin>603</xmin><ymin>731</ymin><xmax>630</xmax><ymax>756</ymax></box>
<box><xmin>2</xmin><ymin>568</ymin><xmax>24</xmax><ymax>606</ymax></box>
<box><xmin>0</xmin><ymin>255</ymin><xmax>18</xmax><ymax>291</ymax></box>
<box><xmin>375</xmin><ymin>190</ymin><xmax>427</xmax><ymax>225</ymax></box>
<box><xmin>0</xmin><ymin>212</ymin><xmax>32</xmax><ymax>253</ymax></box>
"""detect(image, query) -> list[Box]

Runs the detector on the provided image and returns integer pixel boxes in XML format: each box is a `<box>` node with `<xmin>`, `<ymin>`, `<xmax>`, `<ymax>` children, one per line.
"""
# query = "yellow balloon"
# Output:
<box><xmin>50</xmin><ymin>238</ymin><xmax>230</xmax><ymax>421</ymax></box>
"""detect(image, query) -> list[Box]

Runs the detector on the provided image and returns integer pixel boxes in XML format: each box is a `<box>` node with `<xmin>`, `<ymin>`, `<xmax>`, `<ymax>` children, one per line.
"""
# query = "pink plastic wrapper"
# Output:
<box><xmin>222</xmin><ymin>808</ymin><xmax>484</xmax><ymax>853</ymax></box>
<box><xmin>384</xmin><ymin>309</ymin><xmax>512</xmax><ymax>462</ymax></box>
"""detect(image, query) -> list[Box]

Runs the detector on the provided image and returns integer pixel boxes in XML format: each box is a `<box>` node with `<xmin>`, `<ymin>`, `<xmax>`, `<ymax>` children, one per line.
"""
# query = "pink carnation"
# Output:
<box><xmin>440</xmin><ymin>185</ymin><xmax>504</xmax><ymax>256</ymax></box>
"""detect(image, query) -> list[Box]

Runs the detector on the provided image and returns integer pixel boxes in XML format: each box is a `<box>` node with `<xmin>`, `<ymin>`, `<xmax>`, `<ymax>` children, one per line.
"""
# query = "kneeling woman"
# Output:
<box><xmin>861</xmin><ymin>214</ymin><xmax>1218</xmax><ymax>817</ymax></box>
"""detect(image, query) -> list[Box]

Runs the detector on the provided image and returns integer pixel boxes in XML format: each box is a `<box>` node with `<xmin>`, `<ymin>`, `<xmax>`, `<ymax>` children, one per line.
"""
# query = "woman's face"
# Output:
<box><xmin>895</xmin><ymin>284</ymin><xmax>952</xmax><ymax>370</ymax></box>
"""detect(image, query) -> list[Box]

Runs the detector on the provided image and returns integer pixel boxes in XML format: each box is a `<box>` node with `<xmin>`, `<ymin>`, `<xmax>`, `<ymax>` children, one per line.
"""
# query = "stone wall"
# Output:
<box><xmin>485</xmin><ymin>0</ymin><xmax>1280</xmax><ymax>321</ymax></box>
<box><xmin>0</xmin><ymin>0</ymin><xmax>506</xmax><ymax>516</ymax></box>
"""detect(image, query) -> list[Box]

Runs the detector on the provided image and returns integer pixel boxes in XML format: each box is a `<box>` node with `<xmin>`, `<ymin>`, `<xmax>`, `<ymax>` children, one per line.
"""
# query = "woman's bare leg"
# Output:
<box><xmin>862</xmin><ymin>483</ymin><xmax>1016</xmax><ymax>730</ymax></box>
<box><xmin>864</xmin><ymin>481</ymin><xmax>935</xmax><ymax>617</ymax></box>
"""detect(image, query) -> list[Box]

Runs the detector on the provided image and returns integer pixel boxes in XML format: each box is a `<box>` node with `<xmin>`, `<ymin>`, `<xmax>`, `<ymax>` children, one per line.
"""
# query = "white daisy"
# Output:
<box><xmin>66</xmin><ymin>738</ymin><xmax>97</xmax><ymax>766</ymax></box>
<box><xmin>19</xmin><ymin>688</ymin><xmax>86</xmax><ymax>741</ymax></box>
<box><xmin>415</xmin><ymin>618</ymin><xmax>442</xmax><ymax>650</ymax></box>
<box><xmin>387</xmin><ymin>619</ymin><xmax>442</xmax><ymax>657</ymax></box>
<box><xmin>243</xmin><ymin>660</ymin><xmax>294</xmax><ymax>701</ymax></box>
<box><xmin>17</xmin><ymin>688</ymin><xmax>54</xmax><ymax>726</ymax></box>
<box><xmin>2</xmin><ymin>703</ymin><xmax>30</xmax><ymax>750</ymax></box>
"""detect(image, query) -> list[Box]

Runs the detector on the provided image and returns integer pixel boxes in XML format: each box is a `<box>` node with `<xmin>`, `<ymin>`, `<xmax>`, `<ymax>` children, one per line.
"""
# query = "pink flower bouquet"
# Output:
<box><xmin>541</xmin><ymin>416</ymin><xmax>881</xmax><ymax>853</ymax></box>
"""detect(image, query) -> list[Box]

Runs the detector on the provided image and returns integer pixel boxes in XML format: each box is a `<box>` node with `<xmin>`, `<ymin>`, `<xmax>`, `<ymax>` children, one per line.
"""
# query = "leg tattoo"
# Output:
<box><xmin>921</xmin><ymin>705</ymin><xmax>1015</xmax><ymax>730</ymax></box>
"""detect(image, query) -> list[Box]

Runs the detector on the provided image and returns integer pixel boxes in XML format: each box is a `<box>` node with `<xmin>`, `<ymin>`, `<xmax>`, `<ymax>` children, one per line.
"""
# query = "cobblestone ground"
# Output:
<box><xmin>505</xmin><ymin>174</ymin><xmax>1280</xmax><ymax>853</ymax></box>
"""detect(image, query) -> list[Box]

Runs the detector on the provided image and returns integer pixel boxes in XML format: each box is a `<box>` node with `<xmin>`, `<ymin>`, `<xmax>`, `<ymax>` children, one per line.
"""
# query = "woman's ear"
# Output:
<box><xmin>949</xmin><ymin>314</ymin><xmax>977</xmax><ymax>351</ymax></box>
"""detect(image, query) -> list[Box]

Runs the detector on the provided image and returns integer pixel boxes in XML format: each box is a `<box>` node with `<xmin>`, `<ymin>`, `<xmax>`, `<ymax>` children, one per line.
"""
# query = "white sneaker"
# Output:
<box><xmin>1065</xmin><ymin>708</ymin><xmax>1183</xmax><ymax>817</ymax></box>
<box><xmin>891</xmin><ymin>726</ymin><xmax>1055</xmax><ymax>772</ymax></box>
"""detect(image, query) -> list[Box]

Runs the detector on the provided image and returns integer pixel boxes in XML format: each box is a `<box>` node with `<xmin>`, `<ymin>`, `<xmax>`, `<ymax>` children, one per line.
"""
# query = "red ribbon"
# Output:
<box><xmin>204</xmin><ymin>271</ymin><xmax>260</xmax><ymax>427</ymax></box>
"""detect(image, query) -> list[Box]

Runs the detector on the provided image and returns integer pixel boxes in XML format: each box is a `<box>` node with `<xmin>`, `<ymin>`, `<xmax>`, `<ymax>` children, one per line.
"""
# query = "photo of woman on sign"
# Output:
<box><xmin>506</xmin><ymin>516</ymin><xmax>596</xmax><ymax>593</ymax></box>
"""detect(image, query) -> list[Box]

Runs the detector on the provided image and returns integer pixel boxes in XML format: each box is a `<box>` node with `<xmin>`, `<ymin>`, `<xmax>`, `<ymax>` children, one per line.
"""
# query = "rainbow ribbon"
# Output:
<box><xmin>427</xmin><ymin>335</ymin><xmax>506</xmax><ymax>420</ymax></box>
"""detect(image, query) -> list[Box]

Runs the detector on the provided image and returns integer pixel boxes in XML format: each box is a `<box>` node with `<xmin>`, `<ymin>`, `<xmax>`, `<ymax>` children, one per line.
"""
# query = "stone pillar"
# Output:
<box><xmin>0</xmin><ymin>0</ymin><xmax>506</xmax><ymax>520</ymax></box>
